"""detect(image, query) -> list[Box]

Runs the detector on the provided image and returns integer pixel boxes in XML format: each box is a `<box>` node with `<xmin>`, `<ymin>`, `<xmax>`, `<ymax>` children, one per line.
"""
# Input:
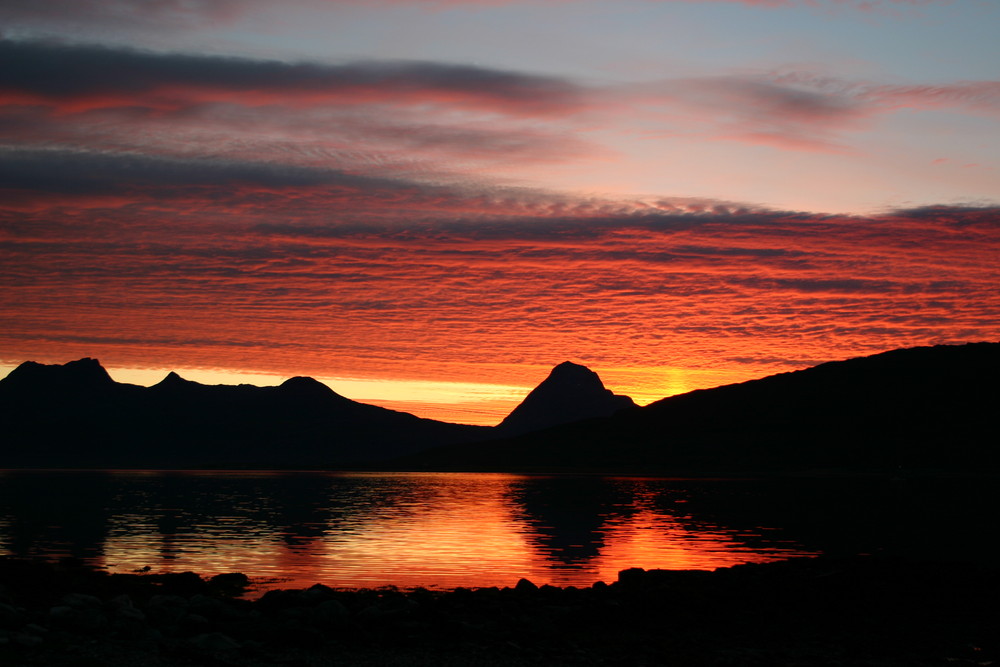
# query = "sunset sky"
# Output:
<box><xmin>1</xmin><ymin>0</ymin><xmax>998</xmax><ymax>424</ymax></box>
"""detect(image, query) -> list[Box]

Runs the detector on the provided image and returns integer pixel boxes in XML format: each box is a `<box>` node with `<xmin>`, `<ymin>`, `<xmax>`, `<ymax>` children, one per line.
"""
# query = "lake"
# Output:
<box><xmin>0</xmin><ymin>470</ymin><xmax>994</xmax><ymax>593</ymax></box>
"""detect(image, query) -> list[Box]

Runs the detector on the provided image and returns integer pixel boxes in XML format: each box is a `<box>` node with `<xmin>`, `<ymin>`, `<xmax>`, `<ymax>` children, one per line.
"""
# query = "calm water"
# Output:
<box><xmin>0</xmin><ymin>470</ymin><xmax>994</xmax><ymax>592</ymax></box>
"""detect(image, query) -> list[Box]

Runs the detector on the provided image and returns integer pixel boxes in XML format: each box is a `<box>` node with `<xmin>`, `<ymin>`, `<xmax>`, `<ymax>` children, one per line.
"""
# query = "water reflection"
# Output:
<box><xmin>0</xmin><ymin>470</ymin><xmax>910</xmax><ymax>591</ymax></box>
<box><xmin>504</xmin><ymin>476</ymin><xmax>816</xmax><ymax>586</ymax></box>
<box><xmin>507</xmin><ymin>476</ymin><xmax>634</xmax><ymax>565</ymax></box>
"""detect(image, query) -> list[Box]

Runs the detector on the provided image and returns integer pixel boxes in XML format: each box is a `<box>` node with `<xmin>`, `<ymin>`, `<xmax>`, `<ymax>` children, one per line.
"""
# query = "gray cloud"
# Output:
<box><xmin>0</xmin><ymin>146</ymin><xmax>418</xmax><ymax>194</ymax></box>
<box><xmin>0</xmin><ymin>38</ymin><xmax>584</xmax><ymax>114</ymax></box>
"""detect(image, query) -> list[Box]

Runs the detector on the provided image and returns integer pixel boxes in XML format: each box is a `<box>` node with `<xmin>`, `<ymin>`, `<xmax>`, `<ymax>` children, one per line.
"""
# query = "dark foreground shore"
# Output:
<box><xmin>2</xmin><ymin>556</ymin><xmax>997</xmax><ymax>666</ymax></box>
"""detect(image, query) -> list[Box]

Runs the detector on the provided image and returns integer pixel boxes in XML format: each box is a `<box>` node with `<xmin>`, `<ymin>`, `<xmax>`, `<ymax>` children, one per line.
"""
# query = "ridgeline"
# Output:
<box><xmin>2</xmin><ymin>342</ymin><xmax>997</xmax><ymax>473</ymax></box>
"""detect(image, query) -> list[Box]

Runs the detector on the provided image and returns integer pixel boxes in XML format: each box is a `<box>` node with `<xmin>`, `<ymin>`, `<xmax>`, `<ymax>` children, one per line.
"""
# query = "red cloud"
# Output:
<box><xmin>4</xmin><ymin>194</ymin><xmax>997</xmax><ymax>395</ymax></box>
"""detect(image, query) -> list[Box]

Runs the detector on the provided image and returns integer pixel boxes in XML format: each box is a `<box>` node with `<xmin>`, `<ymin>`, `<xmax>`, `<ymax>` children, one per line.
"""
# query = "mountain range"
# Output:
<box><xmin>0</xmin><ymin>356</ymin><xmax>629</xmax><ymax>468</ymax></box>
<box><xmin>400</xmin><ymin>342</ymin><xmax>999</xmax><ymax>473</ymax></box>
<box><xmin>1</xmin><ymin>342</ymin><xmax>997</xmax><ymax>472</ymax></box>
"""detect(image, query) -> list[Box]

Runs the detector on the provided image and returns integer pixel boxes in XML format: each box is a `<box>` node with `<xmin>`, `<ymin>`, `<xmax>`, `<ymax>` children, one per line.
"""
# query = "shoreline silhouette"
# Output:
<box><xmin>1</xmin><ymin>553</ymin><xmax>996</xmax><ymax>666</ymax></box>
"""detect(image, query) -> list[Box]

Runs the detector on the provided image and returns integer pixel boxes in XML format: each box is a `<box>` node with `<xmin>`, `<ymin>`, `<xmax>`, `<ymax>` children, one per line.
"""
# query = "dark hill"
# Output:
<box><xmin>3</xmin><ymin>357</ymin><xmax>116</xmax><ymax>391</ymax></box>
<box><xmin>0</xmin><ymin>360</ymin><xmax>490</xmax><ymax>468</ymax></box>
<box><xmin>396</xmin><ymin>342</ymin><xmax>1000</xmax><ymax>473</ymax></box>
<box><xmin>496</xmin><ymin>361</ymin><xmax>636</xmax><ymax>436</ymax></box>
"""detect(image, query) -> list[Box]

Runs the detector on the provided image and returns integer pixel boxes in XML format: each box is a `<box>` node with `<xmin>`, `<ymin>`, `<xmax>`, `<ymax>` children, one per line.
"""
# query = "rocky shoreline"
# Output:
<box><xmin>2</xmin><ymin>555</ymin><xmax>997</xmax><ymax>666</ymax></box>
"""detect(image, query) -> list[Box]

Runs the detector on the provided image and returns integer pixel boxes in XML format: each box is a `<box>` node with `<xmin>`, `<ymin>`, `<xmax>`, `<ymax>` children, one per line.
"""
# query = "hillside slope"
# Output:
<box><xmin>397</xmin><ymin>343</ymin><xmax>1000</xmax><ymax>473</ymax></box>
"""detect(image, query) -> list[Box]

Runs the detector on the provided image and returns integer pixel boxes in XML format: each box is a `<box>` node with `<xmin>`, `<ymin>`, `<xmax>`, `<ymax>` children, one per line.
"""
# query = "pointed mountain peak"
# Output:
<box><xmin>497</xmin><ymin>362</ymin><xmax>636</xmax><ymax>436</ymax></box>
<box><xmin>153</xmin><ymin>371</ymin><xmax>196</xmax><ymax>388</ymax></box>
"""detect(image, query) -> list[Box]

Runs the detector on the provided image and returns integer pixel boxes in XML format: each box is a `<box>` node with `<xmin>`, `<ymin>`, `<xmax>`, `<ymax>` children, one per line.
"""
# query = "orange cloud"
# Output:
<box><xmin>3</xmin><ymin>187</ymin><xmax>997</xmax><ymax>424</ymax></box>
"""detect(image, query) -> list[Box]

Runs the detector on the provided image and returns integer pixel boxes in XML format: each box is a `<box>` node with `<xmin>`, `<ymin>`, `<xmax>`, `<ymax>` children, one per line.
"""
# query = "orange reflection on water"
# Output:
<box><xmin>595</xmin><ymin>510</ymin><xmax>777</xmax><ymax>581</ymax></box>
<box><xmin>81</xmin><ymin>472</ymin><xmax>815</xmax><ymax>592</ymax></box>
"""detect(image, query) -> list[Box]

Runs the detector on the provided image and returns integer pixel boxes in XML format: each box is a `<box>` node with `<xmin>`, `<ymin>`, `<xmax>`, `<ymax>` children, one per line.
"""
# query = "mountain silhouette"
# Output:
<box><xmin>0</xmin><ymin>360</ymin><xmax>491</xmax><ymax>468</ymax></box>
<box><xmin>6</xmin><ymin>346</ymin><xmax>995</xmax><ymax>472</ymax></box>
<box><xmin>397</xmin><ymin>342</ymin><xmax>1000</xmax><ymax>473</ymax></box>
<box><xmin>496</xmin><ymin>361</ymin><xmax>636</xmax><ymax>436</ymax></box>
<box><xmin>0</xmin><ymin>358</ymin><xmax>634</xmax><ymax>468</ymax></box>
<box><xmin>4</xmin><ymin>357</ymin><xmax>115</xmax><ymax>391</ymax></box>
<box><xmin>0</xmin><ymin>359</ymin><xmax>634</xmax><ymax>469</ymax></box>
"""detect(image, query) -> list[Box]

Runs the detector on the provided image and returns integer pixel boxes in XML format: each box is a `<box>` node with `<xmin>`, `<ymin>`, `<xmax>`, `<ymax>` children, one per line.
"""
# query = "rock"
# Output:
<box><xmin>145</xmin><ymin>594</ymin><xmax>188</xmax><ymax>625</ymax></box>
<box><xmin>311</xmin><ymin>599</ymin><xmax>350</xmax><ymax>627</ymax></box>
<box><xmin>24</xmin><ymin>623</ymin><xmax>47</xmax><ymax>634</ymax></box>
<box><xmin>188</xmin><ymin>594</ymin><xmax>229</xmax><ymax>619</ymax></box>
<box><xmin>472</xmin><ymin>586</ymin><xmax>501</xmax><ymax>600</ymax></box>
<box><xmin>357</xmin><ymin>596</ymin><xmax>419</xmax><ymax>625</ymax></box>
<box><xmin>299</xmin><ymin>583</ymin><xmax>337</xmax><ymax>605</ymax></box>
<box><xmin>149</xmin><ymin>571</ymin><xmax>207</xmax><ymax>597</ymax></box>
<box><xmin>617</xmin><ymin>567</ymin><xmax>647</xmax><ymax>587</ymax></box>
<box><xmin>539</xmin><ymin>584</ymin><xmax>562</xmax><ymax>596</ymax></box>
<box><xmin>108</xmin><ymin>593</ymin><xmax>135</xmax><ymax>609</ymax></box>
<box><xmin>109</xmin><ymin>595</ymin><xmax>146</xmax><ymax>622</ymax></box>
<box><xmin>111</xmin><ymin>610</ymin><xmax>150</xmax><ymax>640</ymax></box>
<box><xmin>279</xmin><ymin>606</ymin><xmax>308</xmax><ymax>621</ymax></box>
<box><xmin>267</xmin><ymin>618</ymin><xmax>325</xmax><ymax>646</ymax></box>
<box><xmin>110</xmin><ymin>611</ymin><xmax>150</xmax><ymax>640</ymax></box>
<box><xmin>0</xmin><ymin>601</ymin><xmax>25</xmax><ymax>627</ymax></box>
<box><xmin>188</xmin><ymin>631</ymin><xmax>241</xmax><ymax>651</ymax></box>
<box><xmin>208</xmin><ymin>572</ymin><xmax>250</xmax><ymax>596</ymax></box>
<box><xmin>58</xmin><ymin>592</ymin><xmax>102</xmax><ymax>608</ymax></box>
<box><xmin>48</xmin><ymin>604</ymin><xmax>108</xmax><ymax>632</ymax></box>
<box><xmin>257</xmin><ymin>588</ymin><xmax>303</xmax><ymax>611</ymax></box>
<box><xmin>180</xmin><ymin>612</ymin><xmax>211</xmax><ymax>632</ymax></box>
<box><xmin>515</xmin><ymin>578</ymin><xmax>539</xmax><ymax>593</ymax></box>
<box><xmin>11</xmin><ymin>630</ymin><xmax>43</xmax><ymax>647</ymax></box>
